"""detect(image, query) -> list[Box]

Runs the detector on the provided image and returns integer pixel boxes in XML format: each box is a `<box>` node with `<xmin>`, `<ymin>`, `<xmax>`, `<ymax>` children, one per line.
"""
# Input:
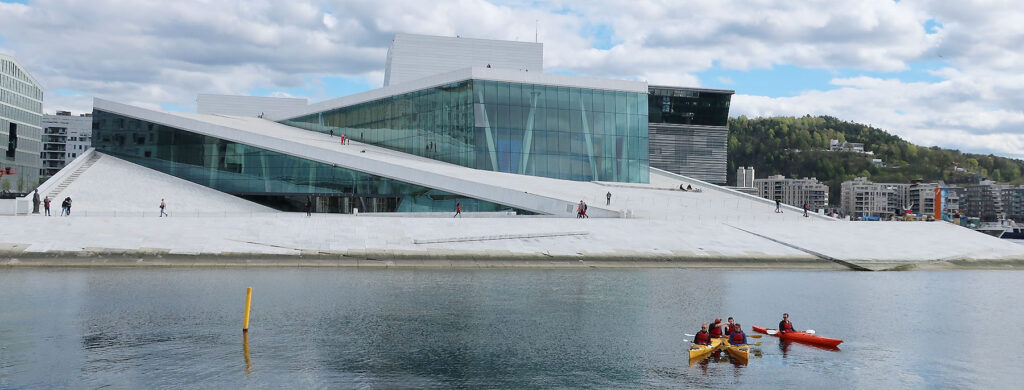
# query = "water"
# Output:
<box><xmin>1</xmin><ymin>268</ymin><xmax>1021</xmax><ymax>388</ymax></box>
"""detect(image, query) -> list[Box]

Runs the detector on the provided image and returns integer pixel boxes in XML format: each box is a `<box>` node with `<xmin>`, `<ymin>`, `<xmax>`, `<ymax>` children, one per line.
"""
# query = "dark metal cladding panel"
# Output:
<box><xmin>648</xmin><ymin>123</ymin><xmax>728</xmax><ymax>184</ymax></box>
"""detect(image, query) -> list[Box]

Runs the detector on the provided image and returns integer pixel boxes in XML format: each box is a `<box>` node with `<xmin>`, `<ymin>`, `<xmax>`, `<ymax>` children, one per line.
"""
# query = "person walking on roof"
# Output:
<box><xmin>803</xmin><ymin>203</ymin><xmax>809</xmax><ymax>217</ymax></box>
<box><xmin>43</xmin><ymin>196</ymin><xmax>51</xmax><ymax>216</ymax></box>
<box><xmin>779</xmin><ymin>313</ymin><xmax>796</xmax><ymax>334</ymax></box>
<box><xmin>65</xmin><ymin>197</ymin><xmax>72</xmax><ymax>216</ymax></box>
<box><xmin>582</xmin><ymin>201</ymin><xmax>589</xmax><ymax>218</ymax></box>
<box><xmin>606</xmin><ymin>191</ymin><xmax>612</xmax><ymax>205</ymax></box>
<box><xmin>454</xmin><ymin>202</ymin><xmax>461</xmax><ymax>218</ymax></box>
<box><xmin>305</xmin><ymin>196</ymin><xmax>313</xmax><ymax>217</ymax></box>
<box><xmin>160</xmin><ymin>198</ymin><xmax>168</xmax><ymax>217</ymax></box>
<box><xmin>775</xmin><ymin>199</ymin><xmax>781</xmax><ymax>213</ymax></box>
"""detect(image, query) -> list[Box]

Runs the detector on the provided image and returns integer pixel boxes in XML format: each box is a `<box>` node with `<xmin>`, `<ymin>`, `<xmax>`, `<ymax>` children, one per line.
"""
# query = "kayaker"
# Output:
<box><xmin>709</xmin><ymin>318</ymin><xmax>724</xmax><ymax>338</ymax></box>
<box><xmin>779</xmin><ymin>313</ymin><xmax>796</xmax><ymax>334</ymax></box>
<box><xmin>728</xmin><ymin>324</ymin><xmax>748</xmax><ymax>346</ymax></box>
<box><xmin>723</xmin><ymin>317</ymin><xmax>736</xmax><ymax>336</ymax></box>
<box><xmin>692</xmin><ymin>323</ymin><xmax>712</xmax><ymax>345</ymax></box>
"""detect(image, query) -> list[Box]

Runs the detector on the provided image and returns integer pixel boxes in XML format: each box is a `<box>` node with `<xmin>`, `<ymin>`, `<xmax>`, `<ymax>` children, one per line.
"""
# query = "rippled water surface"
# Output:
<box><xmin>1</xmin><ymin>268</ymin><xmax>1022</xmax><ymax>388</ymax></box>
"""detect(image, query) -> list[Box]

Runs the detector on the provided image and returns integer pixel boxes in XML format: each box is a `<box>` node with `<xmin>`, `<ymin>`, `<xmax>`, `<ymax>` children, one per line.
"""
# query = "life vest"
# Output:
<box><xmin>780</xmin><ymin>320</ymin><xmax>795</xmax><ymax>332</ymax></box>
<box><xmin>729</xmin><ymin>331</ymin><xmax>746</xmax><ymax>345</ymax></box>
<box><xmin>709</xmin><ymin>323</ymin><xmax>722</xmax><ymax>338</ymax></box>
<box><xmin>694</xmin><ymin>330</ymin><xmax>710</xmax><ymax>345</ymax></box>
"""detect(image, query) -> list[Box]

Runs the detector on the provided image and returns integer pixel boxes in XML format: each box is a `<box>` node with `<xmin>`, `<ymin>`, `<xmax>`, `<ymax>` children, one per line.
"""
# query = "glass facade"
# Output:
<box><xmin>648</xmin><ymin>87</ymin><xmax>731</xmax><ymax>127</ymax></box>
<box><xmin>92</xmin><ymin>110</ymin><xmax>526</xmax><ymax>214</ymax></box>
<box><xmin>282</xmin><ymin>79</ymin><xmax>649</xmax><ymax>183</ymax></box>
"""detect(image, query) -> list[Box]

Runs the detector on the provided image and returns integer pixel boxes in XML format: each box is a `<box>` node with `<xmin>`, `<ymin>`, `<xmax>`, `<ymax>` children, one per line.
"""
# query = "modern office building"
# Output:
<box><xmin>840</xmin><ymin>177</ymin><xmax>909</xmax><ymax>219</ymax></box>
<box><xmin>1</xmin><ymin>53</ymin><xmax>43</xmax><ymax>193</ymax></box>
<box><xmin>40</xmin><ymin>111</ymin><xmax>92</xmax><ymax>178</ymax></box>
<box><xmin>754</xmin><ymin>174</ymin><xmax>828</xmax><ymax>211</ymax></box>
<box><xmin>965</xmin><ymin>180</ymin><xmax>1005</xmax><ymax>222</ymax></box>
<box><xmin>647</xmin><ymin>86</ymin><xmax>732</xmax><ymax>184</ymax></box>
<box><xmin>1001</xmin><ymin>186</ymin><xmax>1024</xmax><ymax>222</ymax></box>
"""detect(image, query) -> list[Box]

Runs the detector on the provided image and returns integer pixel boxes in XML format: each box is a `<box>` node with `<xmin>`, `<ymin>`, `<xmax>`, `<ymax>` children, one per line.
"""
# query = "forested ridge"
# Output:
<box><xmin>727</xmin><ymin>115</ymin><xmax>1024</xmax><ymax>204</ymax></box>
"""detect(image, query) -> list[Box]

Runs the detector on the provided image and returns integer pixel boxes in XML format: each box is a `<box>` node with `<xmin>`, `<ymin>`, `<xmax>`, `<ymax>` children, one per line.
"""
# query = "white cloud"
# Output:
<box><xmin>0</xmin><ymin>0</ymin><xmax>1022</xmax><ymax>158</ymax></box>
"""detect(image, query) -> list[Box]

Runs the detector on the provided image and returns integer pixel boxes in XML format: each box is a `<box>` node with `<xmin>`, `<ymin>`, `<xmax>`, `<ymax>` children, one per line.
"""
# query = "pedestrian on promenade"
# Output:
<box><xmin>330</xmin><ymin>129</ymin><xmax>334</xmax><ymax>137</ymax></box>
<box><xmin>582</xmin><ymin>201</ymin><xmax>589</xmax><ymax>218</ymax></box>
<box><xmin>43</xmin><ymin>196</ymin><xmax>51</xmax><ymax>216</ymax></box>
<box><xmin>305</xmin><ymin>196</ymin><xmax>313</xmax><ymax>217</ymax></box>
<box><xmin>65</xmin><ymin>197</ymin><xmax>72</xmax><ymax>216</ymax></box>
<box><xmin>577</xmin><ymin>200</ymin><xmax>584</xmax><ymax>218</ymax></box>
<box><xmin>454</xmin><ymin>202</ymin><xmax>461</xmax><ymax>218</ymax></box>
<box><xmin>775</xmin><ymin>199</ymin><xmax>781</xmax><ymax>213</ymax></box>
<box><xmin>60</xmin><ymin>197</ymin><xmax>68</xmax><ymax>216</ymax></box>
<box><xmin>606</xmin><ymin>191</ymin><xmax>611</xmax><ymax>205</ymax></box>
<box><xmin>160</xmin><ymin>198</ymin><xmax>168</xmax><ymax>217</ymax></box>
<box><xmin>340</xmin><ymin>135</ymin><xmax>346</xmax><ymax>145</ymax></box>
<box><xmin>803</xmin><ymin>203</ymin><xmax>809</xmax><ymax>217</ymax></box>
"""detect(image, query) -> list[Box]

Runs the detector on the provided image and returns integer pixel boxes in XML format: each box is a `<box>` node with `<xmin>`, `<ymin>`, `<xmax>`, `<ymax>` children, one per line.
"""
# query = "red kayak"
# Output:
<box><xmin>752</xmin><ymin>326</ymin><xmax>842</xmax><ymax>348</ymax></box>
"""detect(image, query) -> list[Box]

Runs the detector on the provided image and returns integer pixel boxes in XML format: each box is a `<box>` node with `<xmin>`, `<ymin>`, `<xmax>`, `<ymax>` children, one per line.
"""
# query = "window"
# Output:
<box><xmin>6</xmin><ymin>123</ymin><xmax>16</xmax><ymax>159</ymax></box>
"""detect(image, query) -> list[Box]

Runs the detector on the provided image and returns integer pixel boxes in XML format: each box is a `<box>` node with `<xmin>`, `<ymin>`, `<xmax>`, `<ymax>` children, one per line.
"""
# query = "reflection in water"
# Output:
<box><xmin>0</xmin><ymin>268</ymin><xmax>1021</xmax><ymax>388</ymax></box>
<box><xmin>243</xmin><ymin>332</ymin><xmax>252</xmax><ymax>374</ymax></box>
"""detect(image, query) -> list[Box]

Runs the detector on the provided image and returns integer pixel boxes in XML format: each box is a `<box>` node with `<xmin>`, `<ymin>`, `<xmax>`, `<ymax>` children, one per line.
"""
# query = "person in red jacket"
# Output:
<box><xmin>729</xmin><ymin>324</ymin><xmax>748</xmax><ymax>346</ymax></box>
<box><xmin>779</xmin><ymin>313</ymin><xmax>796</xmax><ymax>333</ymax></box>
<box><xmin>723</xmin><ymin>317</ymin><xmax>736</xmax><ymax>336</ymax></box>
<box><xmin>692</xmin><ymin>323</ymin><xmax>712</xmax><ymax>345</ymax></box>
<box><xmin>708</xmin><ymin>318</ymin><xmax>724</xmax><ymax>338</ymax></box>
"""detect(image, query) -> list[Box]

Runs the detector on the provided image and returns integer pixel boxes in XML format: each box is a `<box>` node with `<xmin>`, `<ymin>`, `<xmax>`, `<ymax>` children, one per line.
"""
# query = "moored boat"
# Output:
<box><xmin>688</xmin><ymin>338</ymin><xmax>722</xmax><ymax>360</ymax></box>
<box><xmin>752</xmin><ymin>325</ymin><xmax>842</xmax><ymax>348</ymax></box>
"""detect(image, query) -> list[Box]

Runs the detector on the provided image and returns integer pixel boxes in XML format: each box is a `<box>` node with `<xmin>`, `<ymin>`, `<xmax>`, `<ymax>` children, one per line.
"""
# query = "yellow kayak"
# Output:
<box><xmin>724</xmin><ymin>343</ymin><xmax>750</xmax><ymax>363</ymax></box>
<box><xmin>688</xmin><ymin>338</ymin><xmax>722</xmax><ymax>360</ymax></box>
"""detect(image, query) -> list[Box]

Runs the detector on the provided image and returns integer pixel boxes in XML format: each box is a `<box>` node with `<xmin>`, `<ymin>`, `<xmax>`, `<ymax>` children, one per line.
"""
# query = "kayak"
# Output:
<box><xmin>721</xmin><ymin>340</ymin><xmax>750</xmax><ymax>363</ymax></box>
<box><xmin>688</xmin><ymin>338</ymin><xmax>722</xmax><ymax>360</ymax></box>
<box><xmin>752</xmin><ymin>325</ymin><xmax>842</xmax><ymax>347</ymax></box>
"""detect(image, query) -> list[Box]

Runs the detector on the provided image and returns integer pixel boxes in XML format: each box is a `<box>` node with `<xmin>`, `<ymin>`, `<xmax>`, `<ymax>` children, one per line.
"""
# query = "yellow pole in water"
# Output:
<box><xmin>243</xmin><ymin>287</ymin><xmax>253</xmax><ymax>333</ymax></box>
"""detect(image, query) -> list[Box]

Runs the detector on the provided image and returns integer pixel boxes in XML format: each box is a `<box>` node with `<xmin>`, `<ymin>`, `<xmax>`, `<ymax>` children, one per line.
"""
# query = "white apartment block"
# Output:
<box><xmin>841</xmin><ymin>177</ymin><xmax>910</xmax><ymax>219</ymax></box>
<box><xmin>735</xmin><ymin>166</ymin><xmax>755</xmax><ymax>188</ymax></box>
<box><xmin>41</xmin><ymin>111</ymin><xmax>92</xmax><ymax>178</ymax></box>
<box><xmin>754</xmin><ymin>174</ymin><xmax>828</xmax><ymax>210</ymax></box>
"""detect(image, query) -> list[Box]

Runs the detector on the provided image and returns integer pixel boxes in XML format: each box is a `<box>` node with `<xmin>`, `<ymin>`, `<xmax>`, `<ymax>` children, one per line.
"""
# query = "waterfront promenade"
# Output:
<box><xmin>4</xmin><ymin>152</ymin><xmax>1023</xmax><ymax>271</ymax></box>
<box><xmin>4</xmin><ymin>213</ymin><xmax>1022</xmax><ymax>270</ymax></box>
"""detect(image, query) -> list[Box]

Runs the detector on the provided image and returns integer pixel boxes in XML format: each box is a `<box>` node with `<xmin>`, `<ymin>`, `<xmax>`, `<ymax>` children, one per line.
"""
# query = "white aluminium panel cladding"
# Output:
<box><xmin>282</xmin><ymin>67</ymin><xmax>647</xmax><ymax>121</ymax></box>
<box><xmin>384</xmin><ymin>33</ymin><xmax>543</xmax><ymax>87</ymax></box>
<box><xmin>196</xmin><ymin>94</ymin><xmax>309</xmax><ymax>120</ymax></box>
<box><xmin>93</xmin><ymin>98</ymin><xmax>619</xmax><ymax>217</ymax></box>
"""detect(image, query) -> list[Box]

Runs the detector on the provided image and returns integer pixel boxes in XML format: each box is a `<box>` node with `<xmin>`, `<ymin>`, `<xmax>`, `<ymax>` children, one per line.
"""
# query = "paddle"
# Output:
<box><xmin>767</xmin><ymin>329</ymin><xmax>816</xmax><ymax>335</ymax></box>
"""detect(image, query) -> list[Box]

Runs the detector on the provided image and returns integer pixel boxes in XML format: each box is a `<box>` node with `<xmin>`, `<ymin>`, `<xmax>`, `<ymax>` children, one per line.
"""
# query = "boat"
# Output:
<box><xmin>688</xmin><ymin>337</ymin><xmax>722</xmax><ymax>360</ymax></box>
<box><xmin>720</xmin><ymin>339</ymin><xmax>750</xmax><ymax>363</ymax></box>
<box><xmin>752</xmin><ymin>325</ymin><xmax>842</xmax><ymax>348</ymax></box>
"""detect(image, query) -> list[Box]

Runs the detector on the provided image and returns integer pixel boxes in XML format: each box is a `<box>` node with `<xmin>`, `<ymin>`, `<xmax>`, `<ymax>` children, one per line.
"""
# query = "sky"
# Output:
<box><xmin>1</xmin><ymin>0</ymin><xmax>1023</xmax><ymax>158</ymax></box>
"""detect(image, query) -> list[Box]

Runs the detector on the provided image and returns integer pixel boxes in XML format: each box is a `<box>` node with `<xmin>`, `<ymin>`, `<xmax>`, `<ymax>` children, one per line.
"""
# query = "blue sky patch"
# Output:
<box><xmin>924</xmin><ymin>18</ymin><xmax>942</xmax><ymax>34</ymax></box>
<box><xmin>0</xmin><ymin>0</ymin><xmax>29</xmax><ymax>4</ymax></box>
<box><xmin>161</xmin><ymin>103</ymin><xmax>189</xmax><ymax>113</ymax></box>
<box><xmin>583</xmin><ymin>23</ymin><xmax>615</xmax><ymax>50</ymax></box>
<box><xmin>52</xmin><ymin>89</ymin><xmax>83</xmax><ymax>96</ymax></box>
<box><xmin>249</xmin><ymin>76</ymin><xmax>375</xmax><ymax>102</ymax></box>
<box><xmin>699</xmin><ymin>61</ymin><xmax>949</xmax><ymax>97</ymax></box>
